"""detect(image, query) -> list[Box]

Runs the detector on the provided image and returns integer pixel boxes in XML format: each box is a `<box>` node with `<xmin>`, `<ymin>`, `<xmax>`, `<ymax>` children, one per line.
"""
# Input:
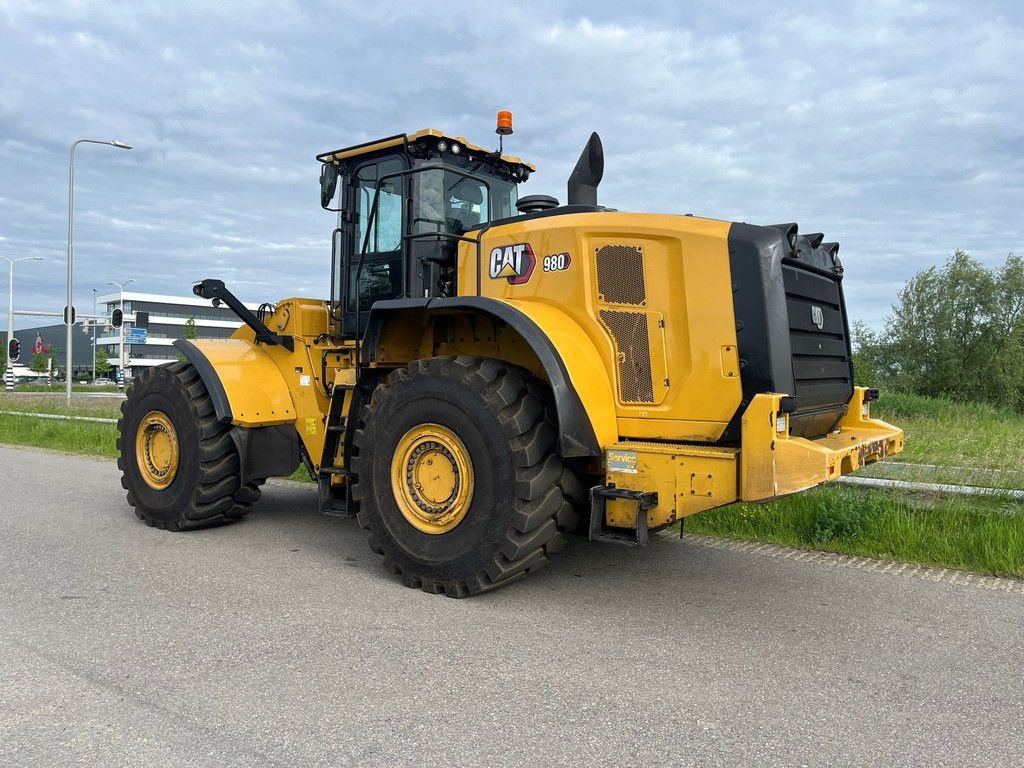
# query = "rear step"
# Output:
<box><xmin>588</xmin><ymin>485</ymin><xmax>658</xmax><ymax>547</ymax></box>
<box><xmin>318</xmin><ymin>465</ymin><xmax>352</xmax><ymax>518</ymax></box>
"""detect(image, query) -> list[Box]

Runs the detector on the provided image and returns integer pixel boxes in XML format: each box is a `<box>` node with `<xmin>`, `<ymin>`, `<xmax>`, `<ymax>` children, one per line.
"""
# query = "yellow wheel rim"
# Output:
<box><xmin>135</xmin><ymin>410</ymin><xmax>180</xmax><ymax>490</ymax></box>
<box><xmin>391</xmin><ymin>423</ymin><xmax>474</xmax><ymax>535</ymax></box>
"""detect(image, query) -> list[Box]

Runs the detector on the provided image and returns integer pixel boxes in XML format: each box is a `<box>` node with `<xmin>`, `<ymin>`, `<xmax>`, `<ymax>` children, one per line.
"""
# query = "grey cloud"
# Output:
<box><xmin>0</xmin><ymin>0</ymin><xmax>1021</xmax><ymax>332</ymax></box>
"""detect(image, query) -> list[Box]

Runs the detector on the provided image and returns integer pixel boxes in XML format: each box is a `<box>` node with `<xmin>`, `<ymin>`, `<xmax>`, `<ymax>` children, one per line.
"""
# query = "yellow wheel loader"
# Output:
<box><xmin>118</xmin><ymin>113</ymin><xmax>904</xmax><ymax>596</ymax></box>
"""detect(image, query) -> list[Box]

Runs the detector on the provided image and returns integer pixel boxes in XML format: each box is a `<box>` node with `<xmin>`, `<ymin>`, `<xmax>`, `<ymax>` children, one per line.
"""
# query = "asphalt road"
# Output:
<box><xmin>1</xmin><ymin>445</ymin><xmax>1022</xmax><ymax>767</ymax></box>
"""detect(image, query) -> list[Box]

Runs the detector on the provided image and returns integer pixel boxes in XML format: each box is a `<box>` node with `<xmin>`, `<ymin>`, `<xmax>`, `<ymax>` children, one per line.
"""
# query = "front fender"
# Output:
<box><xmin>174</xmin><ymin>339</ymin><xmax>296</xmax><ymax>428</ymax></box>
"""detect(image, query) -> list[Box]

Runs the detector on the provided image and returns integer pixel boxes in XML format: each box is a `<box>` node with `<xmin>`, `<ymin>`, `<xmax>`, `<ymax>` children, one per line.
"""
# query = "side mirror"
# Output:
<box><xmin>320</xmin><ymin>164</ymin><xmax>339</xmax><ymax>208</ymax></box>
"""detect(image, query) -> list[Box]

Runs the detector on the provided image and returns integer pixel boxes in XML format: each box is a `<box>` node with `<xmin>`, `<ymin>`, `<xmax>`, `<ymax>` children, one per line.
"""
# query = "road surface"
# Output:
<box><xmin>1</xmin><ymin>445</ymin><xmax>1021</xmax><ymax>767</ymax></box>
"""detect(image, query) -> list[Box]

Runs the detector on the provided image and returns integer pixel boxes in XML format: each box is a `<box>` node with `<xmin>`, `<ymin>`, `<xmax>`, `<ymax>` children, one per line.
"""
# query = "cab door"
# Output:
<box><xmin>343</xmin><ymin>155</ymin><xmax>407</xmax><ymax>334</ymax></box>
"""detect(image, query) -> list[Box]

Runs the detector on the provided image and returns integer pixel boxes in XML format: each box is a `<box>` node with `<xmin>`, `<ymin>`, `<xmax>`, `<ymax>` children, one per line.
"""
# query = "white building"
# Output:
<box><xmin>96</xmin><ymin>290</ymin><xmax>261</xmax><ymax>379</ymax></box>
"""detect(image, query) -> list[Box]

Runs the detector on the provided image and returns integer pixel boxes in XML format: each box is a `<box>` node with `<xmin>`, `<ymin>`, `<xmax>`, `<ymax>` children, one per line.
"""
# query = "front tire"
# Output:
<box><xmin>351</xmin><ymin>356</ymin><xmax>578</xmax><ymax>597</ymax></box>
<box><xmin>117</xmin><ymin>362</ymin><xmax>259</xmax><ymax>530</ymax></box>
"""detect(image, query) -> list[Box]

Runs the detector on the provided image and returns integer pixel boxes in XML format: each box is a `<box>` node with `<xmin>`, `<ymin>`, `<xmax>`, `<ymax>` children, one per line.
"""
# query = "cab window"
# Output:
<box><xmin>349</xmin><ymin>157</ymin><xmax>404</xmax><ymax>311</ymax></box>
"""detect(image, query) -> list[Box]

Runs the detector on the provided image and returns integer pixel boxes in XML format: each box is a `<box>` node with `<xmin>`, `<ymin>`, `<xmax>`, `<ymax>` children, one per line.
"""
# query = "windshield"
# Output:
<box><xmin>412</xmin><ymin>168</ymin><xmax>517</xmax><ymax>236</ymax></box>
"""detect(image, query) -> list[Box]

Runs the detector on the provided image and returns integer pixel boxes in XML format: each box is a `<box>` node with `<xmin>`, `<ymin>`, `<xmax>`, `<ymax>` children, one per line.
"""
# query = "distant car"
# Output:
<box><xmin>94</xmin><ymin>378</ymin><xmax>113</xmax><ymax>386</ymax></box>
<box><xmin>30</xmin><ymin>378</ymin><xmax>51</xmax><ymax>385</ymax></box>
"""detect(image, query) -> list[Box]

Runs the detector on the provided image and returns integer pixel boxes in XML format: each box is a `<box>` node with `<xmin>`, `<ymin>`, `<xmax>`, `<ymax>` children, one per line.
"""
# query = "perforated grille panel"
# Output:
<box><xmin>599</xmin><ymin>310</ymin><xmax>655</xmax><ymax>403</ymax></box>
<box><xmin>596</xmin><ymin>245</ymin><xmax>646</xmax><ymax>305</ymax></box>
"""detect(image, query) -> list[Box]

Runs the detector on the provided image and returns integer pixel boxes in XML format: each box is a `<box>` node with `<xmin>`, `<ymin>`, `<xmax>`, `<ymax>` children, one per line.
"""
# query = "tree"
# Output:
<box><xmin>30</xmin><ymin>353</ymin><xmax>48</xmax><ymax>373</ymax></box>
<box><xmin>94</xmin><ymin>354</ymin><xmax>112</xmax><ymax>377</ymax></box>
<box><xmin>176</xmin><ymin>317</ymin><xmax>197</xmax><ymax>363</ymax></box>
<box><xmin>994</xmin><ymin>319</ymin><xmax>1024</xmax><ymax>413</ymax></box>
<box><xmin>878</xmin><ymin>251</ymin><xmax>1022</xmax><ymax>409</ymax></box>
<box><xmin>850</xmin><ymin>321</ymin><xmax>897</xmax><ymax>389</ymax></box>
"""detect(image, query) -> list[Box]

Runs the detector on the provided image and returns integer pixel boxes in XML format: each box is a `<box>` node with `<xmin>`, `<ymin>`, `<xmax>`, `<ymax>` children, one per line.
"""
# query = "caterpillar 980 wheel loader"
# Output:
<box><xmin>118</xmin><ymin>112</ymin><xmax>904</xmax><ymax>597</ymax></box>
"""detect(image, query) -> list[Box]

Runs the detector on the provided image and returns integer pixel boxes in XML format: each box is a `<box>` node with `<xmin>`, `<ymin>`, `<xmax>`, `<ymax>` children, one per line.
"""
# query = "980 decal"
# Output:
<box><xmin>543</xmin><ymin>252</ymin><xmax>572</xmax><ymax>272</ymax></box>
<box><xmin>489</xmin><ymin>244</ymin><xmax>573</xmax><ymax>284</ymax></box>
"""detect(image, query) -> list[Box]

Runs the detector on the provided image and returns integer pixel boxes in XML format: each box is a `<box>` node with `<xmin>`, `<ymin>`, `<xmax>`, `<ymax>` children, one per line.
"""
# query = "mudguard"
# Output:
<box><xmin>362</xmin><ymin>297</ymin><xmax>617</xmax><ymax>457</ymax></box>
<box><xmin>174</xmin><ymin>338</ymin><xmax>297</xmax><ymax>428</ymax></box>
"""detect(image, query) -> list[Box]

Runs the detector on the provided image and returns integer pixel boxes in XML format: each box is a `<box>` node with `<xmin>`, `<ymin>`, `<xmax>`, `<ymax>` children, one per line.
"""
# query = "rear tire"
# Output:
<box><xmin>117</xmin><ymin>362</ymin><xmax>256</xmax><ymax>530</ymax></box>
<box><xmin>351</xmin><ymin>356</ymin><xmax>578</xmax><ymax>597</ymax></box>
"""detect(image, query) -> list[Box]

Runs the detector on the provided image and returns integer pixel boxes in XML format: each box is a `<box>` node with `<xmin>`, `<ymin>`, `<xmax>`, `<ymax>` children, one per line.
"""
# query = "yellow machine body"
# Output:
<box><xmin>460</xmin><ymin>212</ymin><xmax>744</xmax><ymax>442</ymax></box>
<box><xmin>176</xmin><ymin>126</ymin><xmax>904</xmax><ymax>538</ymax></box>
<box><xmin>600</xmin><ymin>387</ymin><xmax>903</xmax><ymax>529</ymax></box>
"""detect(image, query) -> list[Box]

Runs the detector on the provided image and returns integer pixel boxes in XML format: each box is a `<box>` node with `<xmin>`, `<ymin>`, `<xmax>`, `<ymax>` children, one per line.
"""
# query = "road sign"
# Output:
<box><xmin>125</xmin><ymin>329</ymin><xmax>148</xmax><ymax>345</ymax></box>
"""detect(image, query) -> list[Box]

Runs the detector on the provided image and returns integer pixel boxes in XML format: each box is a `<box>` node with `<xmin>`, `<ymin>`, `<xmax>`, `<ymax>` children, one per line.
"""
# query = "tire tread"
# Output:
<box><xmin>117</xmin><ymin>362</ymin><xmax>261</xmax><ymax>530</ymax></box>
<box><xmin>351</xmin><ymin>355</ymin><xmax>582</xmax><ymax>597</ymax></box>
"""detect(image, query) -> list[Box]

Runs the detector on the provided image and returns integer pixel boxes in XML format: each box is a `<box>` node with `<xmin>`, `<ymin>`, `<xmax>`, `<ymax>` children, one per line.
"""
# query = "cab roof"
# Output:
<box><xmin>316</xmin><ymin>128</ymin><xmax>536</xmax><ymax>172</ymax></box>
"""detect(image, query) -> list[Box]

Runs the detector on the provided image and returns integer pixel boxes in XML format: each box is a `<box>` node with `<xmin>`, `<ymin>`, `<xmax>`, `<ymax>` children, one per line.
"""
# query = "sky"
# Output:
<box><xmin>1</xmin><ymin>0</ymin><xmax>1021</xmax><ymax>332</ymax></box>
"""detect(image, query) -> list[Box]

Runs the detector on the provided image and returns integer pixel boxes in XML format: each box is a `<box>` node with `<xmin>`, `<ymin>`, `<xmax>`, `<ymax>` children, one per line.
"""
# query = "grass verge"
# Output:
<box><xmin>0</xmin><ymin>393</ymin><xmax>123</xmax><ymax>419</ymax></box>
<box><xmin>10</xmin><ymin>383</ymin><xmax>121</xmax><ymax>393</ymax></box>
<box><xmin>873</xmin><ymin>393</ymin><xmax>1024</xmax><ymax>472</ymax></box>
<box><xmin>684</xmin><ymin>485</ymin><xmax>1024</xmax><ymax>578</ymax></box>
<box><xmin>0</xmin><ymin>413</ymin><xmax>118</xmax><ymax>458</ymax></box>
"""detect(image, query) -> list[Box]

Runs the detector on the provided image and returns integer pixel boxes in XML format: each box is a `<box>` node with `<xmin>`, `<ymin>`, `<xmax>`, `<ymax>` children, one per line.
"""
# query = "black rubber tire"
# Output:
<box><xmin>350</xmin><ymin>356</ymin><xmax>579</xmax><ymax>597</ymax></box>
<box><xmin>117</xmin><ymin>361</ymin><xmax>259</xmax><ymax>530</ymax></box>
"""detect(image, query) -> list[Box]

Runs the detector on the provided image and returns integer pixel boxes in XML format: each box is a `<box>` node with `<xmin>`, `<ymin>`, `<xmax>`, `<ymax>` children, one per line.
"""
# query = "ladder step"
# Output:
<box><xmin>320</xmin><ymin>466</ymin><xmax>348</xmax><ymax>476</ymax></box>
<box><xmin>588</xmin><ymin>485</ymin><xmax>657</xmax><ymax>547</ymax></box>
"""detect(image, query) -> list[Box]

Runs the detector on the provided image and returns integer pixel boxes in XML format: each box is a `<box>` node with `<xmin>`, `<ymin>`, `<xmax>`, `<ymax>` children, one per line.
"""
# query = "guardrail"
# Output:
<box><xmin>0</xmin><ymin>411</ymin><xmax>118</xmax><ymax>424</ymax></box>
<box><xmin>838</xmin><ymin>475</ymin><xmax>1024</xmax><ymax>502</ymax></box>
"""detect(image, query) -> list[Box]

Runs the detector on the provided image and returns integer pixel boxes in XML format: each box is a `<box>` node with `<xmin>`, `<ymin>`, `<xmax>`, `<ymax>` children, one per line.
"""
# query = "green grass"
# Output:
<box><xmin>873</xmin><ymin>393</ymin><xmax>1024</xmax><ymax>472</ymax></box>
<box><xmin>0</xmin><ymin>392</ymin><xmax>123</xmax><ymax>456</ymax></box>
<box><xmin>0</xmin><ymin>392</ymin><xmax>124</xmax><ymax>419</ymax></box>
<box><xmin>0</xmin><ymin>413</ymin><xmax>118</xmax><ymax>458</ymax></box>
<box><xmin>684</xmin><ymin>485</ymin><xmax>1024</xmax><ymax>578</ymax></box>
<box><xmin>12</xmin><ymin>383</ymin><xmax>120</xmax><ymax>393</ymax></box>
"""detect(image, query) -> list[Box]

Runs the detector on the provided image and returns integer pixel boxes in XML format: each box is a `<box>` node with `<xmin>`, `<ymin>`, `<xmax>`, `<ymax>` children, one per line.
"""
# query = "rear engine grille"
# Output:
<box><xmin>599</xmin><ymin>309</ymin><xmax>655</xmax><ymax>403</ymax></box>
<box><xmin>782</xmin><ymin>261</ymin><xmax>853</xmax><ymax>411</ymax></box>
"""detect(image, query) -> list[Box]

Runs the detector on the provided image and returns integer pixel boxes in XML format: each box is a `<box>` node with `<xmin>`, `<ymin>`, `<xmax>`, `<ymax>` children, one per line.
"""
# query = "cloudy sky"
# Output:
<box><xmin>1</xmin><ymin>0</ymin><xmax>1021</xmax><ymax>331</ymax></box>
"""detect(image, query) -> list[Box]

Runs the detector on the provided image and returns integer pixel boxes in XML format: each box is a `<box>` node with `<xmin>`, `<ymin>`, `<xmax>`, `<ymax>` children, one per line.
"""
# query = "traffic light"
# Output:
<box><xmin>135</xmin><ymin>311</ymin><xmax>149</xmax><ymax>329</ymax></box>
<box><xmin>111</xmin><ymin>308</ymin><xmax>123</xmax><ymax>328</ymax></box>
<box><xmin>7</xmin><ymin>338</ymin><xmax>20</xmax><ymax>363</ymax></box>
<box><xmin>63</xmin><ymin>305</ymin><xmax>76</xmax><ymax>325</ymax></box>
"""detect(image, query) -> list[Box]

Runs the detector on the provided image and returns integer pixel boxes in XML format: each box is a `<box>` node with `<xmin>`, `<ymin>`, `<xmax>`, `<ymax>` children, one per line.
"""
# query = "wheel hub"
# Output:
<box><xmin>136</xmin><ymin>410</ymin><xmax>179</xmax><ymax>490</ymax></box>
<box><xmin>391</xmin><ymin>424</ymin><xmax>474</xmax><ymax>534</ymax></box>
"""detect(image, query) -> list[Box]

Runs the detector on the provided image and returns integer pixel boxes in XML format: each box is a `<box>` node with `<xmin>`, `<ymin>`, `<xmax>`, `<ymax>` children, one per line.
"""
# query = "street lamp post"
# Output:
<box><xmin>3</xmin><ymin>255</ymin><xmax>45</xmax><ymax>386</ymax></box>
<box><xmin>92</xmin><ymin>288</ymin><xmax>97</xmax><ymax>384</ymax></box>
<box><xmin>66</xmin><ymin>138</ymin><xmax>133</xmax><ymax>403</ymax></box>
<box><xmin>107</xmin><ymin>278</ymin><xmax>134</xmax><ymax>387</ymax></box>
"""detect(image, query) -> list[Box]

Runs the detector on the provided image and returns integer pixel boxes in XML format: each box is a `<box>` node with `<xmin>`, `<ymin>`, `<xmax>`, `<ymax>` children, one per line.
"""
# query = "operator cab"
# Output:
<box><xmin>317</xmin><ymin>127</ymin><xmax>535</xmax><ymax>336</ymax></box>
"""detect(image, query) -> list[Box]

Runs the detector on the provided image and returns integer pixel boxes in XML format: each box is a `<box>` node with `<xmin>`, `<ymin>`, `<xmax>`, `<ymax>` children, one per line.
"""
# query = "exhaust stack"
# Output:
<box><xmin>567</xmin><ymin>132</ymin><xmax>604</xmax><ymax>207</ymax></box>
